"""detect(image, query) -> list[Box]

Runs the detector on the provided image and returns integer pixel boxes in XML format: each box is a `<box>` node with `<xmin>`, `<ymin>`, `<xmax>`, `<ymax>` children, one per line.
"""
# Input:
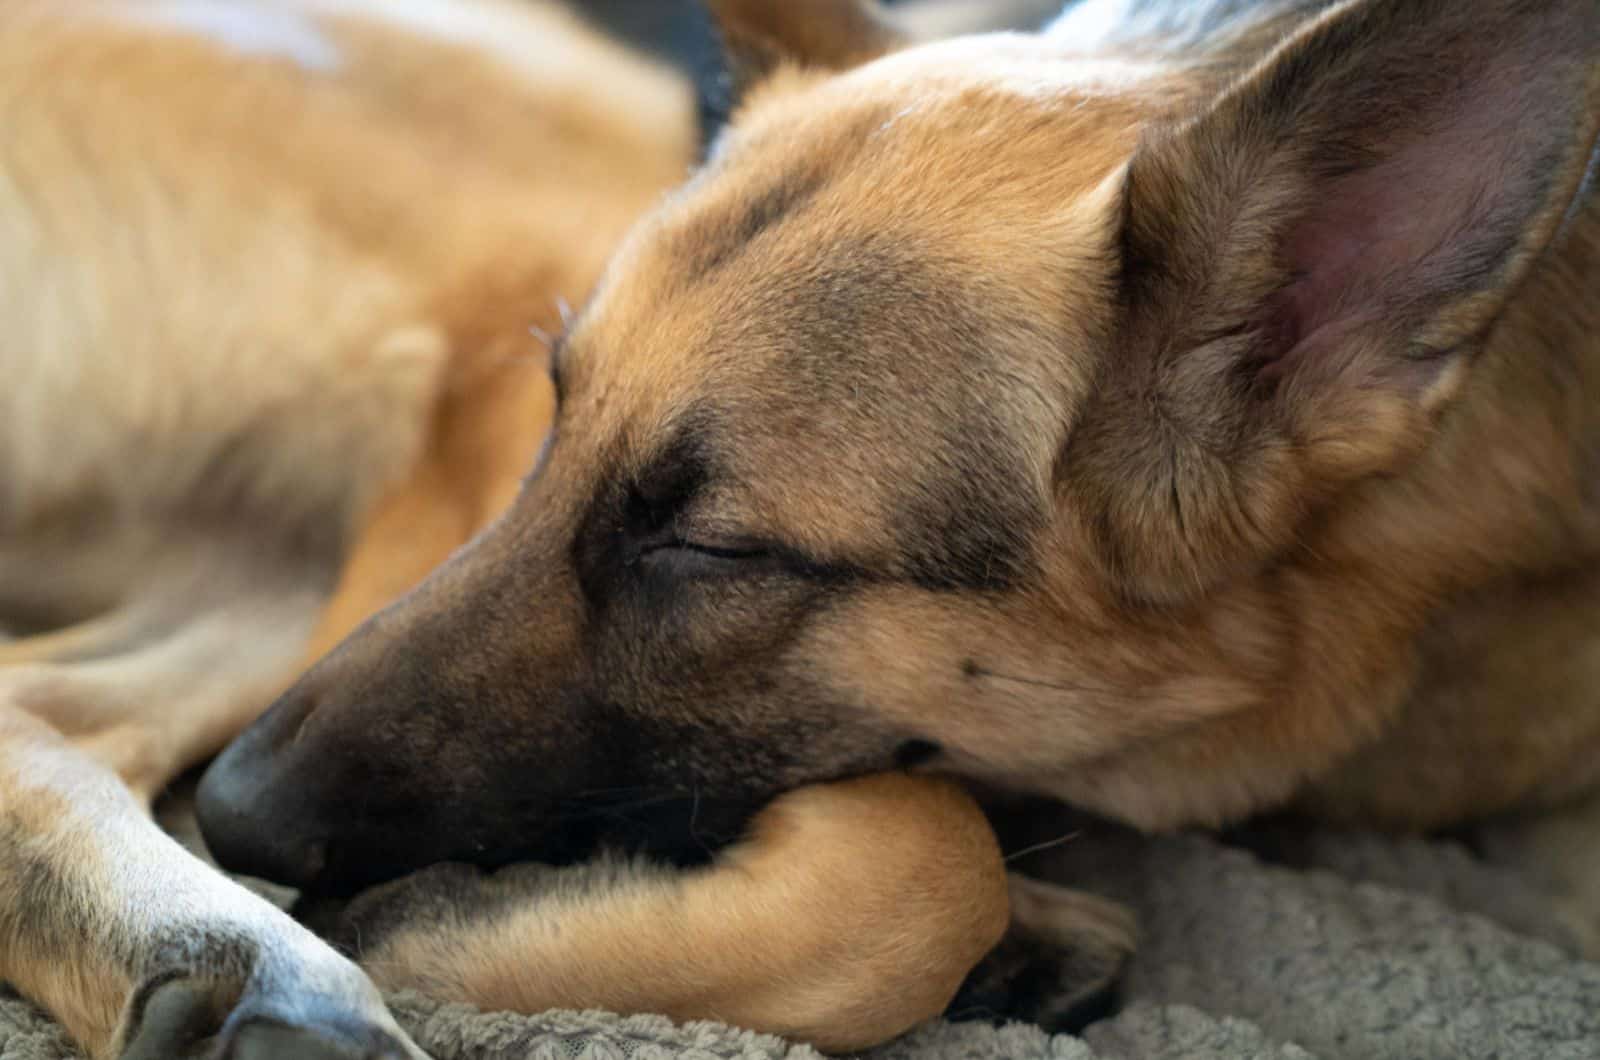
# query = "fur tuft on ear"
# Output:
<box><xmin>705</xmin><ymin>0</ymin><xmax>909</xmax><ymax>89</ymax></box>
<box><xmin>1071</xmin><ymin>0</ymin><xmax>1600</xmax><ymax>604</ymax></box>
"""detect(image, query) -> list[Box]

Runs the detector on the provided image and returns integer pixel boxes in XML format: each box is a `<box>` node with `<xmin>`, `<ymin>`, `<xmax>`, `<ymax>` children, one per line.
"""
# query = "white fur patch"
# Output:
<box><xmin>121</xmin><ymin>1</ymin><xmax>343</xmax><ymax>72</ymax></box>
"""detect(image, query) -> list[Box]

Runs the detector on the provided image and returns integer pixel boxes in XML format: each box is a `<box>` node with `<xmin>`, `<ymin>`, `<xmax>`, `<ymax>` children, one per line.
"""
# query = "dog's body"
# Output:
<box><xmin>203</xmin><ymin>0</ymin><xmax>1600</xmax><ymax>979</ymax></box>
<box><xmin>4</xmin><ymin>0</ymin><xmax>1600</xmax><ymax>1057</ymax></box>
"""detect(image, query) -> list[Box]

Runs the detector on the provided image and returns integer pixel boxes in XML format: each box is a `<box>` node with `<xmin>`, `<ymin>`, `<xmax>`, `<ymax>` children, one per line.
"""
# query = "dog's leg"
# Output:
<box><xmin>0</xmin><ymin>554</ymin><xmax>330</xmax><ymax>800</ymax></box>
<box><xmin>308</xmin><ymin>774</ymin><xmax>1010</xmax><ymax>1054</ymax></box>
<box><xmin>1474</xmin><ymin>790</ymin><xmax>1600</xmax><ymax>959</ymax></box>
<box><xmin>0</xmin><ymin>584</ymin><xmax>212</xmax><ymax>669</ymax></box>
<box><xmin>0</xmin><ymin>540</ymin><xmax>431</xmax><ymax>1058</ymax></box>
<box><xmin>0</xmin><ymin>707</ymin><xmax>427</xmax><ymax>1060</ymax></box>
<box><xmin>0</xmin><ymin>611</ymin><xmax>143</xmax><ymax>666</ymax></box>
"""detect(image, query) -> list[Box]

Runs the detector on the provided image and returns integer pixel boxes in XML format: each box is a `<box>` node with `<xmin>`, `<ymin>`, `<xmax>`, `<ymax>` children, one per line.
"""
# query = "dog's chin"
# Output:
<box><xmin>542</xmin><ymin>790</ymin><xmax>763</xmax><ymax>868</ymax></box>
<box><xmin>288</xmin><ymin>790</ymin><xmax>761</xmax><ymax>900</ymax></box>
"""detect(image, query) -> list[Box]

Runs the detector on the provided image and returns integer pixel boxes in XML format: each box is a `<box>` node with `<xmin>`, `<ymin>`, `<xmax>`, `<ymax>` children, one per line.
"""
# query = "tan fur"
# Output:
<box><xmin>355</xmin><ymin>774</ymin><xmax>1009</xmax><ymax>1054</ymax></box>
<box><xmin>540</xmin><ymin>0</ymin><xmax>1600</xmax><ymax>834</ymax></box>
<box><xmin>1</xmin><ymin>2</ymin><xmax>1017</xmax><ymax>1056</ymax></box>
<box><xmin>0</xmin><ymin>0</ymin><xmax>687</xmax><ymax>623</ymax></box>
<box><xmin>196</xmin><ymin>0</ymin><xmax>1600</xmax><ymax>998</ymax></box>
<box><xmin>1</xmin><ymin>706</ymin><xmax>419</xmax><ymax>1060</ymax></box>
<box><xmin>9</xmin><ymin>0</ymin><xmax>1600</xmax><ymax>1055</ymax></box>
<box><xmin>0</xmin><ymin>713</ymin><xmax>132</xmax><ymax>1051</ymax></box>
<box><xmin>298</xmin><ymin>352</ymin><xmax>557</xmax><ymax>662</ymax></box>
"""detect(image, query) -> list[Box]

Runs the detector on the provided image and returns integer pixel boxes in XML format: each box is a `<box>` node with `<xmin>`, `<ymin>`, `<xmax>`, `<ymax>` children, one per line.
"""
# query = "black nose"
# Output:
<box><xmin>196</xmin><ymin>675</ymin><xmax>488</xmax><ymax>896</ymax></box>
<box><xmin>196</xmin><ymin>691</ymin><xmax>330</xmax><ymax>889</ymax></box>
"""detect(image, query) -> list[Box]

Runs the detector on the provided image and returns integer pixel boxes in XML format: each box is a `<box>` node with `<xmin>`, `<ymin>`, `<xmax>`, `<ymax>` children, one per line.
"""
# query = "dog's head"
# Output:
<box><xmin>199</xmin><ymin>0</ymin><xmax>1600</xmax><ymax>892</ymax></box>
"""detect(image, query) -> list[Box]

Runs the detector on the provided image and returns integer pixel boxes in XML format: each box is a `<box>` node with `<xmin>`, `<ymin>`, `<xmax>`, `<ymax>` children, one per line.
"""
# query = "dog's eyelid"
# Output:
<box><xmin>642</xmin><ymin>538</ymin><xmax>771</xmax><ymax>562</ymax></box>
<box><xmin>636</xmin><ymin>506</ymin><xmax>763</xmax><ymax>554</ymax></box>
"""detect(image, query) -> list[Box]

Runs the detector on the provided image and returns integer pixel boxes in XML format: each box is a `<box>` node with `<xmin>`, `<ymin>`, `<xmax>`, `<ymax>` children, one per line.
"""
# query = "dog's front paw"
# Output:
<box><xmin>118</xmin><ymin>976</ymin><xmax>417</xmax><ymax>1060</ymax></box>
<box><xmin>114</xmin><ymin>928</ymin><xmax>428</xmax><ymax>1060</ymax></box>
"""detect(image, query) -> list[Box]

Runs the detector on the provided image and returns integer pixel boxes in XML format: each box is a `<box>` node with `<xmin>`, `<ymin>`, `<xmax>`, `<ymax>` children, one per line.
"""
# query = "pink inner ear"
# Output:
<box><xmin>1274</xmin><ymin>56</ymin><xmax>1556</xmax><ymax>365</ymax></box>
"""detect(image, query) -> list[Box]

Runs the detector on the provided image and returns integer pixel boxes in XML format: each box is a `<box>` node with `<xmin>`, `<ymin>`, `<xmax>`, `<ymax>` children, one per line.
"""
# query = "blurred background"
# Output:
<box><xmin>573</xmin><ymin>0</ymin><xmax>1068</xmax><ymax>146</ymax></box>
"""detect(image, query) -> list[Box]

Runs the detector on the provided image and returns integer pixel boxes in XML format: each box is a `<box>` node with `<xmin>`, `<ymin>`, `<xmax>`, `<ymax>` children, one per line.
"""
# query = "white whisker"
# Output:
<box><xmin>1004</xmin><ymin>830</ymin><xmax>1082</xmax><ymax>863</ymax></box>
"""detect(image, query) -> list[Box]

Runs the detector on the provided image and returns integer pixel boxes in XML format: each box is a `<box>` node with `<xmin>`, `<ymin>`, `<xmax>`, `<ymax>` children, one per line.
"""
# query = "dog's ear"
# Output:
<box><xmin>1072</xmin><ymin>0</ymin><xmax>1600</xmax><ymax>603</ymax></box>
<box><xmin>704</xmin><ymin>0</ymin><xmax>908</xmax><ymax>89</ymax></box>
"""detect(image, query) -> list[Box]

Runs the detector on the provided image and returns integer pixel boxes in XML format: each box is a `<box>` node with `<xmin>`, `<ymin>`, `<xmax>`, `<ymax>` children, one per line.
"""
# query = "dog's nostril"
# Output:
<box><xmin>278</xmin><ymin>689</ymin><xmax>324</xmax><ymax>751</ymax></box>
<box><xmin>196</xmin><ymin>734</ymin><xmax>331</xmax><ymax>888</ymax></box>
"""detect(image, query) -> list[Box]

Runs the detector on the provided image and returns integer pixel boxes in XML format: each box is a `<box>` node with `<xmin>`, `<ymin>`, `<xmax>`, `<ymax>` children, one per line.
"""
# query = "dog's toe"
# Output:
<box><xmin>222</xmin><ymin>1020</ymin><xmax>411</xmax><ymax>1060</ymax></box>
<box><xmin>118</xmin><ymin>978</ymin><xmax>215</xmax><ymax>1060</ymax></box>
<box><xmin>117</xmin><ymin>976</ymin><xmax>423</xmax><ymax>1060</ymax></box>
<box><xmin>947</xmin><ymin>875</ymin><xmax>1136</xmax><ymax>1035</ymax></box>
<box><xmin>947</xmin><ymin>930</ymin><xmax>1125</xmax><ymax>1034</ymax></box>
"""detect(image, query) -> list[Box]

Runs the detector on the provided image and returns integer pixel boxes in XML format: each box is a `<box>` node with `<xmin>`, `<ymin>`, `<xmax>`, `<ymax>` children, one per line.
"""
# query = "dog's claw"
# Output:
<box><xmin>946</xmin><ymin>932</ymin><xmax>1126</xmax><ymax>1035</ymax></box>
<box><xmin>946</xmin><ymin>877</ymin><xmax>1135</xmax><ymax>1035</ymax></box>
<box><xmin>118</xmin><ymin>976</ymin><xmax>421</xmax><ymax>1060</ymax></box>
<box><xmin>119</xmin><ymin>978</ymin><xmax>215</xmax><ymax>1060</ymax></box>
<box><xmin>223</xmin><ymin>1020</ymin><xmax>409</xmax><ymax>1060</ymax></box>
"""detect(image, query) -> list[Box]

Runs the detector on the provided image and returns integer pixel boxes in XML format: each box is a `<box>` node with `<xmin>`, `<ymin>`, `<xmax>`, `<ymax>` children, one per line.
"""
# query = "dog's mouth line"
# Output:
<box><xmin>289</xmin><ymin>789</ymin><xmax>752</xmax><ymax>898</ymax></box>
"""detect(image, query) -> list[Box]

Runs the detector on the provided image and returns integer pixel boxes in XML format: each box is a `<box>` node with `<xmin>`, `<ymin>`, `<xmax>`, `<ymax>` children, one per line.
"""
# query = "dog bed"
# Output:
<box><xmin>4</xmin><ymin>805</ymin><xmax>1598</xmax><ymax>1060</ymax></box>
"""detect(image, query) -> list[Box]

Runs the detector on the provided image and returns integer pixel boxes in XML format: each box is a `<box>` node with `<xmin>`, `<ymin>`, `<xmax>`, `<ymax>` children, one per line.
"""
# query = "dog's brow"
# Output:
<box><xmin>687</xmin><ymin>170</ymin><xmax>827</xmax><ymax>278</ymax></box>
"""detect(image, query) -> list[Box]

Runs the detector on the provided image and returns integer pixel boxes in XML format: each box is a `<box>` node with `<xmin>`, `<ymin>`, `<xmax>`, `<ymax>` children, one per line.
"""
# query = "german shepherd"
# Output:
<box><xmin>5</xmin><ymin>0</ymin><xmax>1600</xmax><ymax>1056</ymax></box>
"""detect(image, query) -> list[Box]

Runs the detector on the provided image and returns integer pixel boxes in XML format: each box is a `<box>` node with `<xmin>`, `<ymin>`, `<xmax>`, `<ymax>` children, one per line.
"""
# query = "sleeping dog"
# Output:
<box><xmin>205</xmin><ymin>0</ymin><xmax>1600</xmax><ymax>1020</ymax></box>
<box><xmin>5</xmin><ymin>0</ymin><xmax>1600</xmax><ymax>1057</ymax></box>
<box><xmin>211</xmin><ymin>0</ymin><xmax>1600</xmax><ymax>928</ymax></box>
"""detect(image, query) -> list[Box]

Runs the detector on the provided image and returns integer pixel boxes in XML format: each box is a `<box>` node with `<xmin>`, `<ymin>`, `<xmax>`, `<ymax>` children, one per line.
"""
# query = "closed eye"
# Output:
<box><xmin>647</xmin><ymin>541</ymin><xmax>769</xmax><ymax>561</ymax></box>
<box><xmin>634</xmin><ymin>539</ymin><xmax>777</xmax><ymax>578</ymax></box>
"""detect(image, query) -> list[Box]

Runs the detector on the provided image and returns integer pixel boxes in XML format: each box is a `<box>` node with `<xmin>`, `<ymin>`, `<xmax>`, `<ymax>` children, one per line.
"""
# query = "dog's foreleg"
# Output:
<box><xmin>320</xmin><ymin>774</ymin><xmax>1010</xmax><ymax>1054</ymax></box>
<box><xmin>0</xmin><ymin>709</ymin><xmax>131</xmax><ymax>1053</ymax></box>
<box><xmin>0</xmin><ymin>547</ymin><xmax>331</xmax><ymax>800</ymax></box>
<box><xmin>0</xmin><ymin>707</ymin><xmax>428</xmax><ymax>1060</ymax></box>
<box><xmin>1475</xmin><ymin>790</ymin><xmax>1600</xmax><ymax>959</ymax></box>
<box><xmin>0</xmin><ymin>545</ymin><xmax>426</xmax><ymax>1058</ymax></box>
<box><xmin>0</xmin><ymin>609</ymin><xmax>146</xmax><ymax>666</ymax></box>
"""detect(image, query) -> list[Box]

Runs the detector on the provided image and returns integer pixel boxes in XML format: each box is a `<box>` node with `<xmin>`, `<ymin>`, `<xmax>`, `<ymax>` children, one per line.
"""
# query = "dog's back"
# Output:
<box><xmin>0</xmin><ymin>6</ymin><xmax>709</xmax><ymax>1056</ymax></box>
<box><xmin>0</xmin><ymin>0</ymin><xmax>695</xmax><ymax>629</ymax></box>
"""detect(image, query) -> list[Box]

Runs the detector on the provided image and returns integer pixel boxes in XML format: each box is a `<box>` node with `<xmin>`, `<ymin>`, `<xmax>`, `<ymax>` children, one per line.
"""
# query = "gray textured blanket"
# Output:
<box><xmin>4</xmin><ymin>806</ymin><xmax>1598</xmax><ymax>1060</ymax></box>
